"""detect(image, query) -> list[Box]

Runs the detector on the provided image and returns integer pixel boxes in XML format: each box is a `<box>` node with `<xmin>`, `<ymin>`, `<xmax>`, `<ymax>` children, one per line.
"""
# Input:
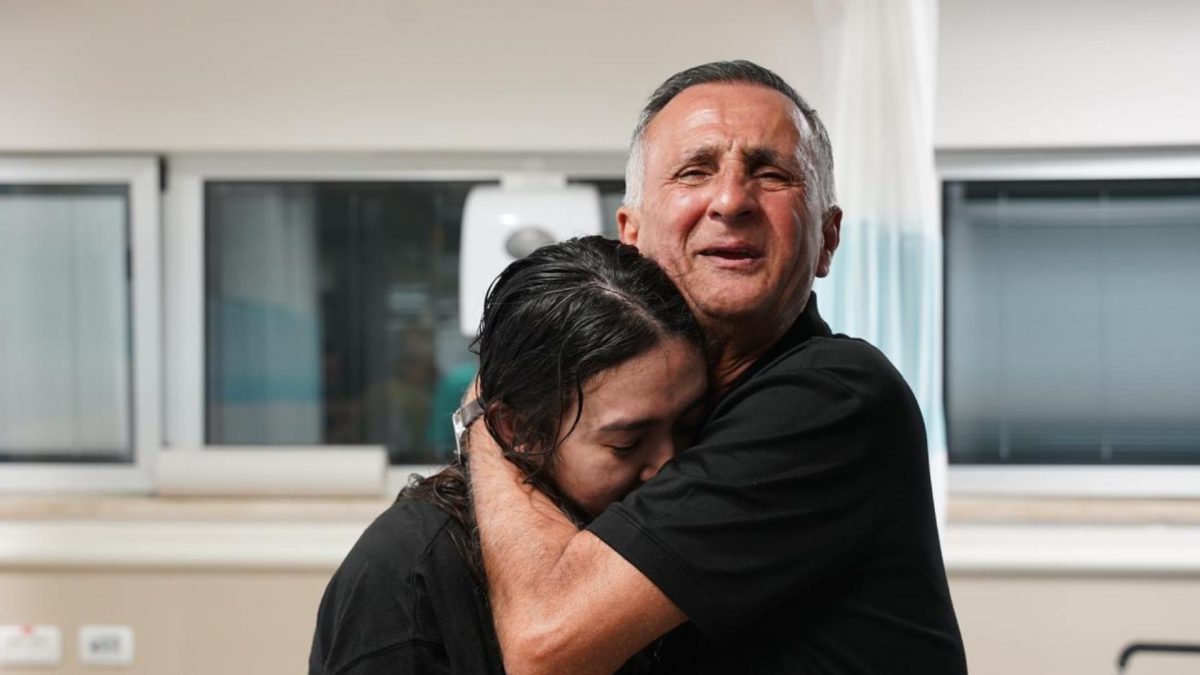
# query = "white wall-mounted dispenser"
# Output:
<box><xmin>459</xmin><ymin>176</ymin><xmax>602</xmax><ymax>336</ymax></box>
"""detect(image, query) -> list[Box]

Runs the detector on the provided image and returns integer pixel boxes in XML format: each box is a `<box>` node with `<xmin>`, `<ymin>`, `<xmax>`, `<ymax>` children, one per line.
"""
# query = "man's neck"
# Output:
<box><xmin>705</xmin><ymin>320</ymin><xmax>788</xmax><ymax>396</ymax></box>
<box><xmin>702</xmin><ymin>293</ymin><xmax>812</xmax><ymax>395</ymax></box>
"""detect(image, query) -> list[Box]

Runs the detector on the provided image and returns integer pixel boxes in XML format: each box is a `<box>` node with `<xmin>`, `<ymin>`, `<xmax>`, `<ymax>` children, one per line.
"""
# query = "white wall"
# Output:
<box><xmin>0</xmin><ymin>0</ymin><xmax>825</xmax><ymax>152</ymax></box>
<box><xmin>5</xmin><ymin>0</ymin><xmax>1199</xmax><ymax>153</ymax></box>
<box><xmin>937</xmin><ymin>0</ymin><xmax>1200</xmax><ymax>149</ymax></box>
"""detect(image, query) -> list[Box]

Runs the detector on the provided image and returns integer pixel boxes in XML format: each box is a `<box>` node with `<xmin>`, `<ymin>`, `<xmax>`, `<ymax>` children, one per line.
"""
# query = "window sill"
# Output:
<box><xmin>0</xmin><ymin>495</ymin><xmax>392</xmax><ymax>522</ymax></box>
<box><xmin>3</xmin><ymin>496</ymin><xmax>1200</xmax><ymax>574</ymax></box>
<box><xmin>949</xmin><ymin>496</ymin><xmax>1200</xmax><ymax>526</ymax></box>
<box><xmin>945</xmin><ymin>497</ymin><xmax>1200</xmax><ymax>575</ymax></box>
<box><xmin>0</xmin><ymin>496</ymin><xmax>389</xmax><ymax>571</ymax></box>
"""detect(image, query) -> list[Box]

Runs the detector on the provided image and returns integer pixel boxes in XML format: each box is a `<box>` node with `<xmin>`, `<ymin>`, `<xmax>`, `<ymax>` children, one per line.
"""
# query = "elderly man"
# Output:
<box><xmin>467</xmin><ymin>61</ymin><xmax>967</xmax><ymax>674</ymax></box>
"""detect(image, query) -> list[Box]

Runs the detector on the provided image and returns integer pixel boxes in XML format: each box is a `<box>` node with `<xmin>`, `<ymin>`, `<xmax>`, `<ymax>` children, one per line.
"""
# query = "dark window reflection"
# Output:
<box><xmin>205</xmin><ymin>179</ymin><xmax>623</xmax><ymax>464</ymax></box>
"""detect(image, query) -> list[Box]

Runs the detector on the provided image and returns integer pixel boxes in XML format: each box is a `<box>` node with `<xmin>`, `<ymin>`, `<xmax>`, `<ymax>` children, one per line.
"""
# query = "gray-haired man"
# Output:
<box><xmin>468</xmin><ymin>60</ymin><xmax>967</xmax><ymax>674</ymax></box>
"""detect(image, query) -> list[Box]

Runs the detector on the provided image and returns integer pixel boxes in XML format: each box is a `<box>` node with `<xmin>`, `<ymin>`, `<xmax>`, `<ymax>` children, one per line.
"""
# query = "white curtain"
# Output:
<box><xmin>208</xmin><ymin>187</ymin><xmax>323</xmax><ymax>445</ymax></box>
<box><xmin>812</xmin><ymin>0</ymin><xmax>946</xmax><ymax>525</ymax></box>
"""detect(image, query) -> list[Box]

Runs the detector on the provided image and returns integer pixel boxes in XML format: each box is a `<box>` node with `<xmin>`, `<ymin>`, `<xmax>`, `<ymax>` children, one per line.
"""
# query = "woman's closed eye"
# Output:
<box><xmin>607</xmin><ymin>438</ymin><xmax>642</xmax><ymax>455</ymax></box>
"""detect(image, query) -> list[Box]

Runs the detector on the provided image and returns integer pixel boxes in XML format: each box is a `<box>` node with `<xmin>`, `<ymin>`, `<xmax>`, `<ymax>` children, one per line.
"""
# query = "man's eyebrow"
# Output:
<box><xmin>677</xmin><ymin>144</ymin><xmax>721</xmax><ymax>165</ymax></box>
<box><xmin>596</xmin><ymin>395</ymin><xmax>707</xmax><ymax>433</ymax></box>
<box><xmin>675</xmin><ymin>145</ymin><xmax>801</xmax><ymax>171</ymax></box>
<box><xmin>743</xmin><ymin>146</ymin><xmax>798</xmax><ymax>169</ymax></box>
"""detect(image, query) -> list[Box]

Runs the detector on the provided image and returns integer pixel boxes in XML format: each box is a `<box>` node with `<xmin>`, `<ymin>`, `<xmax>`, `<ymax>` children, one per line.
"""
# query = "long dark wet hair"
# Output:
<box><xmin>400</xmin><ymin>235</ymin><xmax>706</xmax><ymax>578</ymax></box>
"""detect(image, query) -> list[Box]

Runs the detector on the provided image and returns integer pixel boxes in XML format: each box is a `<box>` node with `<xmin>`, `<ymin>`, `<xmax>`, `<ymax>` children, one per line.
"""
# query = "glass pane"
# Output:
<box><xmin>206</xmin><ymin>179</ymin><xmax>625</xmax><ymax>465</ymax></box>
<box><xmin>0</xmin><ymin>185</ymin><xmax>132</xmax><ymax>463</ymax></box>
<box><xmin>204</xmin><ymin>182</ymin><xmax>480</xmax><ymax>463</ymax></box>
<box><xmin>945</xmin><ymin>179</ymin><xmax>1200</xmax><ymax>464</ymax></box>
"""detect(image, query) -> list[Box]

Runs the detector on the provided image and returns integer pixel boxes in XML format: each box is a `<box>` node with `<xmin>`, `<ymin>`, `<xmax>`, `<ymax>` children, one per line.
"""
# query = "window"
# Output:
<box><xmin>204</xmin><ymin>181</ymin><xmax>486</xmax><ymax>463</ymax></box>
<box><xmin>941</xmin><ymin>150</ymin><xmax>1200</xmax><ymax>496</ymax></box>
<box><xmin>166</xmin><ymin>155</ymin><xmax>626</xmax><ymax>480</ymax></box>
<box><xmin>0</xmin><ymin>157</ymin><xmax>161</xmax><ymax>492</ymax></box>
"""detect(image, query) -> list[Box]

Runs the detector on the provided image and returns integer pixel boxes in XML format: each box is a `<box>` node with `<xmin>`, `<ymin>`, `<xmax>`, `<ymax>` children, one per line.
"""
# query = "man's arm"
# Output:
<box><xmin>468</xmin><ymin>424</ymin><xmax>686</xmax><ymax>675</ymax></box>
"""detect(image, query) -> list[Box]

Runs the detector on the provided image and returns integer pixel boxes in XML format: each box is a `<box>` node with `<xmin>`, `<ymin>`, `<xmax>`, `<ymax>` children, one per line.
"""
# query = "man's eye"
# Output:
<box><xmin>756</xmin><ymin>170</ymin><xmax>791</xmax><ymax>182</ymax></box>
<box><xmin>677</xmin><ymin>168</ymin><xmax>710</xmax><ymax>180</ymax></box>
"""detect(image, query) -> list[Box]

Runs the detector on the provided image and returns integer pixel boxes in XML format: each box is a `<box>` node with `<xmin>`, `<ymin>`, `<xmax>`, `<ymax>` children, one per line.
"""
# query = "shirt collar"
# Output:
<box><xmin>720</xmin><ymin>291</ymin><xmax>832</xmax><ymax>395</ymax></box>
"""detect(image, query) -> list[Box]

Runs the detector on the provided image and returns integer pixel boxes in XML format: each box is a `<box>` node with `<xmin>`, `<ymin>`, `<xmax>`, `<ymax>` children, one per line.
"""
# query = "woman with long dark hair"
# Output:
<box><xmin>310</xmin><ymin>236</ymin><xmax>708</xmax><ymax>674</ymax></box>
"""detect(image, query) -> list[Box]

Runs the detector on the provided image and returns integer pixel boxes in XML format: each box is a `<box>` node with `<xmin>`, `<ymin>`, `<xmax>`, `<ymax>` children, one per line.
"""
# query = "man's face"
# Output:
<box><xmin>618</xmin><ymin>83</ymin><xmax>839</xmax><ymax>333</ymax></box>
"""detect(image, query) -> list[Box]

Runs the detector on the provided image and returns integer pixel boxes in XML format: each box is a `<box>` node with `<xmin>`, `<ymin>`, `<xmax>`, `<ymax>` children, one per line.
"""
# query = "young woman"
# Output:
<box><xmin>310</xmin><ymin>236</ymin><xmax>708</xmax><ymax>675</ymax></box>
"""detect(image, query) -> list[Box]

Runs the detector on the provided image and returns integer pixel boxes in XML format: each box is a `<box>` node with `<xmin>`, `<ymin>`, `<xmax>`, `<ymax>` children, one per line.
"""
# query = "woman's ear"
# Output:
<box><xmin>483</xmin><ymin>401</ymin><xmax>518</xmax><ymax>450</ymax></box>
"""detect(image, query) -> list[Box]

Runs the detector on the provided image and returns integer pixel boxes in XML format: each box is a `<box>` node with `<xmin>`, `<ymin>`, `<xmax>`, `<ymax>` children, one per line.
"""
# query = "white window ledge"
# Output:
<box><xmin>0</xmin><ymin>496</ymin><xmax>389</xmax><ymax>571</ymax></box>
<box><xmin>3</xmin><ymin>497</ymin><xmax>1200</xmax><ymax>573</ymax></box>
<box><xmin>0</xmin><ymin>520</ymin><xmax>362</xmax><ymax>571</ymax></box>
<box><xmin>944</xmin><ymin>524</ymin><xmax>1200</xmax><ymax>575</ymax></box>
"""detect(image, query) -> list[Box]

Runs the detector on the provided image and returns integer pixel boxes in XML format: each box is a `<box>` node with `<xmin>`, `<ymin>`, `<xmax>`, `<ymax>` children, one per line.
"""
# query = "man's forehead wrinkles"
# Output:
<box><xmin>680</xmin><ymin>105</ymin><xmax>722</xmax><ymax>127</ymax></box>
<box><xmin>643</xmin><ymin>99</ymin><xmax>718</xmax><ymax>147</ymax></box>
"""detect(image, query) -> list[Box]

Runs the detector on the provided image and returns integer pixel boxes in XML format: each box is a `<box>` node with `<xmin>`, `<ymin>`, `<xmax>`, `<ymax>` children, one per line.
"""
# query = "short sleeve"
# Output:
<box><xmin>587</xmin><ymin>360</ymin><xmax>877</xmax><ymax>643</ymax></box>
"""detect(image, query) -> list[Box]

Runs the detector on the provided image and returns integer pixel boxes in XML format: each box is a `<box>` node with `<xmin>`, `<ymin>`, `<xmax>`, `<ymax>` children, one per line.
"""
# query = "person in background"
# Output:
<box><xmin>426</xmin><ymin>360</ymin><xmax>478</xmax><ymax>459</ymax></box>
<box><xmin>465</xmin><ymin>60</ymin><xmax>968</xmax><ymax>674</ymax></box>
<box><xmin>309</xmin><ymin>236</ymin><xmax>709</xmax><ymax>674</ymax></box>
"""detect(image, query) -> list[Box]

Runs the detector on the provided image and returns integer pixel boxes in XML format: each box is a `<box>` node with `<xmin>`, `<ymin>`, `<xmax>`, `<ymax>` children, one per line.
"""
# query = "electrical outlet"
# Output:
<box><xmin>0</xmin><ymin>624</ymin><xmax>63</xmax><ymax>666</ymax></box>
<box><xmin>79</xmin><ymin>625</ymin><xmax>135</xmax><ymax>665</ymax></box>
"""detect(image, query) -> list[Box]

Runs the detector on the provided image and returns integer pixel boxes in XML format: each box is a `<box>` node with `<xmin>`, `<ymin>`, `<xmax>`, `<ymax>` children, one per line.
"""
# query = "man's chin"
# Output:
<box><xmin>693</xmin><ymin>296</ymin><xmax>770</xmax><ymax>326</ymax></box>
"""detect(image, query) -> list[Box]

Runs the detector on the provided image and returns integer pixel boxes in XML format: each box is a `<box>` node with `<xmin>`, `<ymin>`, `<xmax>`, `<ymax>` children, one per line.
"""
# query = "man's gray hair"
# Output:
<box><xmin>623</xmin><ymin>60</ymin><xmax>836</xmax><ymax>212</ymax></box>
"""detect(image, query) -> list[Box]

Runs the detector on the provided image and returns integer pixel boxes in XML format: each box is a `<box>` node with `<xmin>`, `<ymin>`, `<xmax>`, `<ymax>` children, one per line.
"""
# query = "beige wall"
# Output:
<box><xmin>952</xmin><ymin>572</ymin><xmax>1200</xmax><ymax>675</ymax></box>
<box><xmin>0</xmin><ymin>0</ymin><xmax>824</xmax><ymax>152</ymax></box>
<box><xmin>3</xmin><ymin>567</ymin><xmax>1200</xmax><ymax>674</ymax></box>
<box><xmin>937</xmin><ymin>0</ymin><xmax>1200</xmax><ymax>149</ymax></box>
<box><xmin>0</xmin><ymin>568</ymin><xmax>326</xmax><ymax>675</ymax></box>
<box><xmin>4</xmin><ymin>0</ymin><xmax>1200</xmax><ymax>152</ymax></box>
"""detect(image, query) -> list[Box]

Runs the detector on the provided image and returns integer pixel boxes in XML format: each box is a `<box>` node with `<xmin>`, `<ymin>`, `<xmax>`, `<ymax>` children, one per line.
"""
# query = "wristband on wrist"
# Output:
<box><xmin>452</xmin><ymin>397</ymin><xmax>485</xmax><ymax>461</ymax></box>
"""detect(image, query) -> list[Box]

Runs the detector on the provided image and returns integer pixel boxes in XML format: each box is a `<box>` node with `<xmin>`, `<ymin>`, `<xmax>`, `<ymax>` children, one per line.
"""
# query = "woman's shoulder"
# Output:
<box><xmin>314</xmin><ymin>497</ymin><xmax>496</xmax><ymax>667</ymax></box>
<box><xmin>343</xmin><ymin>497</ymin><xmax>465</xmax><ymax>577</ymax></box>
<box><xmin>311</xmin><ymin>498</ymin><xmax>479</xmax><ymax>674</ymax></box>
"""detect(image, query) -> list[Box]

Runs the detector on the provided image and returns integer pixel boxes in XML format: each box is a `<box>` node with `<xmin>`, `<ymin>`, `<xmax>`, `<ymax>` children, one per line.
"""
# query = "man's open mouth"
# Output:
<box><xmin>699</xmin><ymin>246</ymin><xmax>762</xmax><ymax>260</ymax></box>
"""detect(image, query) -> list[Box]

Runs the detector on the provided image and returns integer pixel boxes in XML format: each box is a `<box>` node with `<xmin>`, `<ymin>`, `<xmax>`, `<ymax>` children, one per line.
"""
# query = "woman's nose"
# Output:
<box><xmin>639</xmin><ymin>440</ymin><xmax>676</xmax><ymax>483</ymax></box>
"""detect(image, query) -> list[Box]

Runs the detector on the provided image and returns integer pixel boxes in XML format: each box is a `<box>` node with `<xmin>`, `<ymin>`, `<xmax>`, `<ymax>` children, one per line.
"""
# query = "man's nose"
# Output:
<box><xmin>708</xmin><ymin>168</ymin><xmax>758</xmax><ymax>223</ymax></box>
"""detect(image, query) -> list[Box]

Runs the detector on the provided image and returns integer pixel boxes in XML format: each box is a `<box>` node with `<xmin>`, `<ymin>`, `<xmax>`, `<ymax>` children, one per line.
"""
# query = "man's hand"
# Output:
<box><xmin>466</xmin><ymin>422</ymin><xmax>686</xmax><ymax>675</ymax></box>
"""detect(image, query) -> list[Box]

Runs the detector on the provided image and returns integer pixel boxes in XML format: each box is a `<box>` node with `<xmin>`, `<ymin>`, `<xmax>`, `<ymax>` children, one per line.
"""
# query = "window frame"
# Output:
<box><xmin>939</xmin><ymin>147</ymin><xmax>1200</xmax><ymax>497</ymax></box>
<box><xmin>0</xmin><ymin>156</ymin><xmax>162</xmax><ymax>493</ymax></box>
<box><xmin>164</xmin><ymin>153</ymin><xmax>625</xmax><ymax>493</ymax></box>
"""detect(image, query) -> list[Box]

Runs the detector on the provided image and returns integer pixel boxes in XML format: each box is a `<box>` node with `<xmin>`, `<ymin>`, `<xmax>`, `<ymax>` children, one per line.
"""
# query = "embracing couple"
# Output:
<box><xmin>311</xmin><ymin>60</ymin><xmax>967</xmax><ymax>675</ymax></box>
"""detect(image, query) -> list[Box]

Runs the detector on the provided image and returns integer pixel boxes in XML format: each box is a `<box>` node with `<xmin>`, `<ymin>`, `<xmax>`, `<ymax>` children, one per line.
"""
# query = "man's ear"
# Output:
<box><xmin>617</xmin><ymin>205</ymin><xmax>640</xmax><ymax>246</ymax></box>
<box><xmin>815</xmin><ymin>205</ymin><xmax>842</xmax><ymax>278</ymax></box>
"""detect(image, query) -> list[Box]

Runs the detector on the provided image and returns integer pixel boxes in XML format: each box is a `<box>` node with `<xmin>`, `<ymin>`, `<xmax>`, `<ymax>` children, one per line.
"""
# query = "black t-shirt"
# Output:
<box><xmin>311</xmin><ymin>497</ymin><xmax>666</xmax><ymax>675</ymax></box>
<box><xmin>589</xmin><ymin>296</ymin><xmax>968</xmax><ymax>674</ymax></box>
<box><xmin>309</xmin><ymin>498</ymin><xmax>506</xmax><ymax>675</ymax></box>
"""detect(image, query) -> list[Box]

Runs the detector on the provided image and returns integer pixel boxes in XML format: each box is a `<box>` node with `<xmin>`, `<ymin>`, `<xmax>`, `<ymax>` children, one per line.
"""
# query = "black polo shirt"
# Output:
<box><xmin>589</xmin><ymin>295</ymin><xmax>967</xmax><ymax>674</ymax></box>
